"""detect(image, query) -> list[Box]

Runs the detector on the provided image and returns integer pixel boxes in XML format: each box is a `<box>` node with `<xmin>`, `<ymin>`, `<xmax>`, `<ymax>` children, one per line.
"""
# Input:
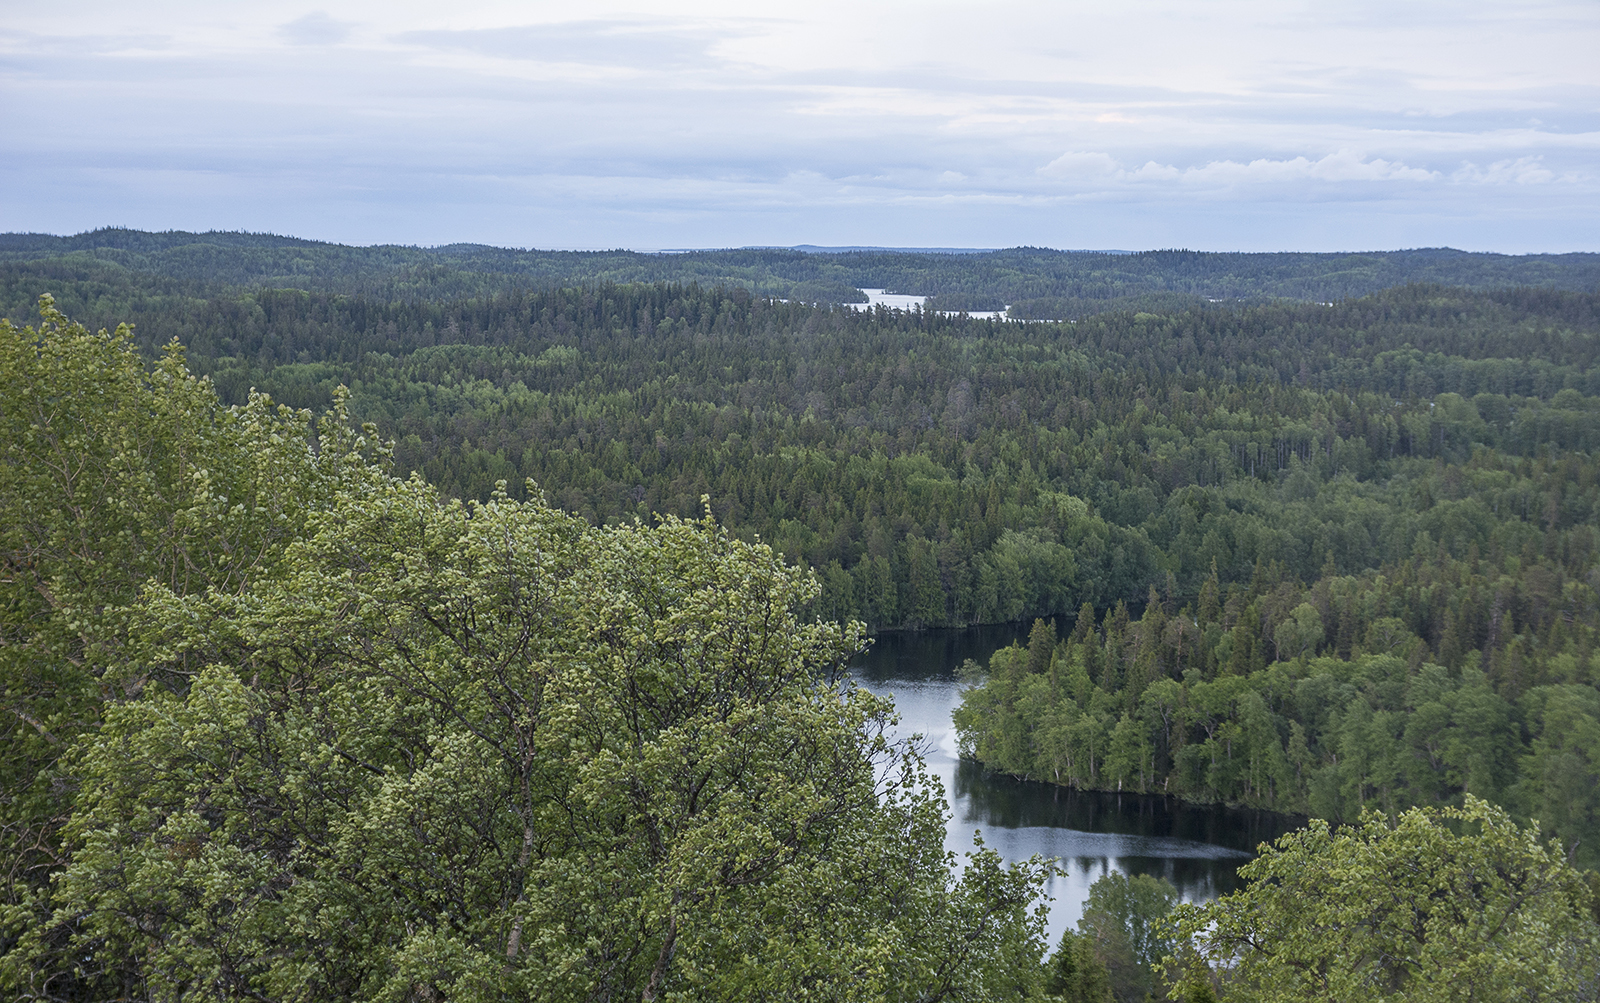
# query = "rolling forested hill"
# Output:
<box><xmin>7</xmin><ymin>232</ymin><xmax>1600</xmax><ymax>851</ymax></box>
<box><xmin>7</xmin><ymin>229</ymin><xmax>1600</xmax><ymax>997</ymax></box>
<box><xmin>5</xmin><ymin>227</ymin><xmax>1600</xmax><ymax>316</ymax></box>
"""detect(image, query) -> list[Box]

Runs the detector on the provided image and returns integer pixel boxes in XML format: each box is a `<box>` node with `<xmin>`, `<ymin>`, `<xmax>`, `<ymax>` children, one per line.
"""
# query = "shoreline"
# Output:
<box><xmin>958</xmin><ymin>754</ymin><xmax>1315</xmax><ymax>832</ymax></box>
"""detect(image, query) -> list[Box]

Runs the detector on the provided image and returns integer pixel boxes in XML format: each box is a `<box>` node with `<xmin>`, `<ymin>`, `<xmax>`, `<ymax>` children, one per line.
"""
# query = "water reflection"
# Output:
<box><xmin>849</xmin><ymin>624</ymin><xmax>1305</xmax><ymax>944</ymax></box>
<box><xmin>956</xmin><ymin>763</ymin><xmax>1297</xmax><ymax>857</ymax></box>
<box><xmin>850</xmin><ymin>621</ymin><xmax>1029</xmax><ymax>684</ymax></box>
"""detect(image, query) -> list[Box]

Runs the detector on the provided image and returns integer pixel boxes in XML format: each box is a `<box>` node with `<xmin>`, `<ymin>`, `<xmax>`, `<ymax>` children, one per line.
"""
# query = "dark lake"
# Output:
<box><xmin>848</xmin><ymin>623</ymin><xmax>1305</xmax><ymax>945</ymax></box>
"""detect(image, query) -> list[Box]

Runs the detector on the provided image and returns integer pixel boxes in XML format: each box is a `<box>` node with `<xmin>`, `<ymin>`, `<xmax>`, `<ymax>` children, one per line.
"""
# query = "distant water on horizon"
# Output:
<box><xmin>848</xmin><ymin>288</ymin><xmax>1009</xmax><ymax>321</ymax></box>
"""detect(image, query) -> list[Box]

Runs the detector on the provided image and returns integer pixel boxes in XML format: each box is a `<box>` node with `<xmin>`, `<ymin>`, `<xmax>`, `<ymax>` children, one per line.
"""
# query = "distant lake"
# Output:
<box><xmin>848</xmin><ymin>288</ymin><xmax>1009</xmax><ymax>321</ymax></box>
<box><xmin>849</xmin><ymin>624</ymin><xmax>1305</xmax><ymax>946</ymax></box>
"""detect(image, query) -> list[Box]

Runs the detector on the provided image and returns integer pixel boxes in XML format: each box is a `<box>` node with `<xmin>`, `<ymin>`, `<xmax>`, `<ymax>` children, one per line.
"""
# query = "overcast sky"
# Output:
<box><xmin>4</xmin><ymin>1</ymin><xmax>1597</xmax><ymax>251</ymax></box>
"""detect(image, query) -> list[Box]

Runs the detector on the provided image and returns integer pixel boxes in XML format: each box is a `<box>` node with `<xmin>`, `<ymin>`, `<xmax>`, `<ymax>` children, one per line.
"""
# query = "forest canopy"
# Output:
<box><xmin>0</xmin><ymin>300</ymin><xmax>1050</xmax><ymax>1001</ymax></box>
<box><xmin>6</xmin><ymin>225</ymin><xmax>1600</xmax><ymax>998</ymax></box>
<box><xmin>1167</xmin><ymin>797</ymin><xmax>1600</xmax><ymax>1002</ymax></box>
<box><xmin>5</xmin><ymin>227</ymin><xmax>1599</xmax><ymax>316</ymax></box>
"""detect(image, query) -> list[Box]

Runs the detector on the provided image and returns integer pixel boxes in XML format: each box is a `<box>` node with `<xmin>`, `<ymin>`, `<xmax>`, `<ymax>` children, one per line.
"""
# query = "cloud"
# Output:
<box><xmin>279</xmin><ymin>12</ymin><xmax>355</xmax><ymax>46</ymax></box>
<box><xmin>1041</xmin><ymin>150</ymin><xmax>1438</xmax><ymax>192</ymax></box>
<box><xmin>1181</xmin><ymin>152</ymin><xmax>1438</xmax><ymax>185</ymax></box>
<box><xmin>398</xmin><ymin>19</ymin><xmax>741</xmax><ymax>71</ymax></box>
<box><xmin>1038</xmin><ymin>152</ymin><xmax>1123</xmax><ymax>179</ymax></box>
<box><xmin>1451</xmin><ymin>156</ymin><xmax>1582</xmax><ymax>185</ymax></box>
<box><xmin>3</xmin><ymin>2</ymin><xmax>1597</xmax><ymax>250</ymax></box>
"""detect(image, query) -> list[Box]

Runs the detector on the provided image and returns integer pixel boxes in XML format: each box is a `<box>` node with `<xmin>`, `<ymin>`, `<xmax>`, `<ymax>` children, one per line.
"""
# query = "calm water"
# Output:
<box><xmin>848</xmin><ymin>624</ymin><xmax>1304</xmax><ymax>945</ymax></box>
<box><xmin>847</xmin><ymin>288</ymin><xmax>1010</xmax><ymax>321</ymax></box>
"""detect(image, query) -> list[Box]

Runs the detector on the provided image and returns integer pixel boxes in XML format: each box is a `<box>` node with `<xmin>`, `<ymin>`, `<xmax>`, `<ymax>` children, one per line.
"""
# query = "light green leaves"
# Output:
<box><xmin>1166</xmin><ymin>797</ymin><xmax>1600</xmax><ymax>1003</ymax></box>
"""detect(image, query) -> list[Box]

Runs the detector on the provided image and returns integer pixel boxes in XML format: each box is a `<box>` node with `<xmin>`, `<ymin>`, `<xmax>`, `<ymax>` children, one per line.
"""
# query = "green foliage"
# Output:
<box><xmin>10</xmin><ymin>243</ymin><xmax>1600</xmax><ymax>997</ymax></box>
<box><xmin>0</xmin><ymin>301</ymin><xmax>1053</xmax><ymax>1001</ymax></box>
<box><xmin>1079</xmin><ymin>873</ymin><xmax>1181</xmax><ymax>1003</ymax></box>
<box><xmin>0</xmin><ymin>297</ymin><xmax>375</xmax><ymax>983</ymax></box>
<box><xmin>1165</xmin><ymin>797</ymin><xmax>1600</xmax><ymax>1002</ymax></box>
<box><xmin>955</xmin><ymin>588</ymin><xmax>1600</xmax><ymax>862</ymax></box>
<box><xmin>954</xmin><ymin>483</ymin><xmax>1600</xmax><ymax>859</ymax></box>
<box><xmin>1045</xmin><ymin>929</ymin><xmax>1114</xmax><ymax>1002</ymax></box>
<box><xmin>10</xmin><ymin>274</ymin><xmax>1600</xmax><ymax>641</ymax></box>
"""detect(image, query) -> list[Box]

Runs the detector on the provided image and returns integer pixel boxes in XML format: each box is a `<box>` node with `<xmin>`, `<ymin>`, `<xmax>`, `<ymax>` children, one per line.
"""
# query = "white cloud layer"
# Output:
<box><xmin>2</xmin><ymin>1</ymin><xmax>1597</xmax><ymax>250</ymax></box>
<box><xmin>1039</xmin><ymin>149</ymin><xmax>1591</xmax><ymax>192</ymax></box>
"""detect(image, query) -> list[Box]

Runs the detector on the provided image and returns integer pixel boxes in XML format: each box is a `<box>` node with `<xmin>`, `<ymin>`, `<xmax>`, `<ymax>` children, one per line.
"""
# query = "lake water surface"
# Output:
<box><xmin>848</xmin><ymin>624</ymin><xmax>1304</xmax><ymax>945</ymax></box>
<box><xmin>848</xmin><ymin>288</ymin><xmax>1009</xmax><ymax>322</ymax></box>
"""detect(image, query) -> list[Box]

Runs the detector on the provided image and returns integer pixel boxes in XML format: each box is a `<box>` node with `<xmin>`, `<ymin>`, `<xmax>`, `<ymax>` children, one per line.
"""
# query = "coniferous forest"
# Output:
<box><xmin>6</xmin><ymin>230</ymin><xmax>1600</xmax><ymax>1000</ymax></box>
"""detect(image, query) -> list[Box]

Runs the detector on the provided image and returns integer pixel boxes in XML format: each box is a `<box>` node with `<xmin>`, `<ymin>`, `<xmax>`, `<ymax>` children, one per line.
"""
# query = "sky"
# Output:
<box><xmin>3</xmin><ymin>1</ymin><xmax>1598</xmax><ymax>252</ymax></box>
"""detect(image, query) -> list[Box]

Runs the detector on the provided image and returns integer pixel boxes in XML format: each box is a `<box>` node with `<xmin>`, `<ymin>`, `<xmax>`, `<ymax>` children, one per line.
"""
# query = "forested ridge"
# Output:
<box><xmin>5</xmin><ymin>227</ymin><xmax>1599</xmax><ymax>315</ymax></box>
<box><xmin>7</xmin><ymin>234</ymin><xmax>1600</xmax><ymax>998</ymax></box>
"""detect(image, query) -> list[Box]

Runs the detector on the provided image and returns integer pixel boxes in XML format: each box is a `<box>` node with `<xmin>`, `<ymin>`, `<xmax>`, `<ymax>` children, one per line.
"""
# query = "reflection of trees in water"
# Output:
<box><xmin>954</xmin><ymin>759</ymin><xmax>1308</xmax><ymax>900</ymax></box>
<box><xmin>857</xmin><ymin>624</ymin><xmax>1312</xmax><ymax>906</ymax></box>
<box><xmin>1062</xmin><ymin>854</ymin><xmax>1233</xmax><ymax>900</ymax></box>
<box><xmin>953</xmin><ymin>759</ymin><xmax>1303</xmax><ymax>851</ymax></box>
<box><xmin>850</xmin><ymin>623</ymin><xmax>1030</xmax><ymax>683</ymax></box>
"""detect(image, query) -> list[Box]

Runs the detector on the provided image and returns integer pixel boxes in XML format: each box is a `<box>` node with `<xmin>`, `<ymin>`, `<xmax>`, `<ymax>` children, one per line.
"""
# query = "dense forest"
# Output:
<box><xmin>5</xmin><ymin>231</ymin><xmax>1600</xmax><ymax>999</ymax></box>
<box><xmin>0</xmin><ymin>301</ymin><xmax>1053</xmax><ymax>1001</ymax></box>
<box><xmin>10</xmin><ymin>277</ymin><xmax>1597</xmax><ymax>634</ymax></box>
<box><xmin>5</xmin><ymin>227</ymin><xmax>1600</xmax><ymax>315</ymax></box>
